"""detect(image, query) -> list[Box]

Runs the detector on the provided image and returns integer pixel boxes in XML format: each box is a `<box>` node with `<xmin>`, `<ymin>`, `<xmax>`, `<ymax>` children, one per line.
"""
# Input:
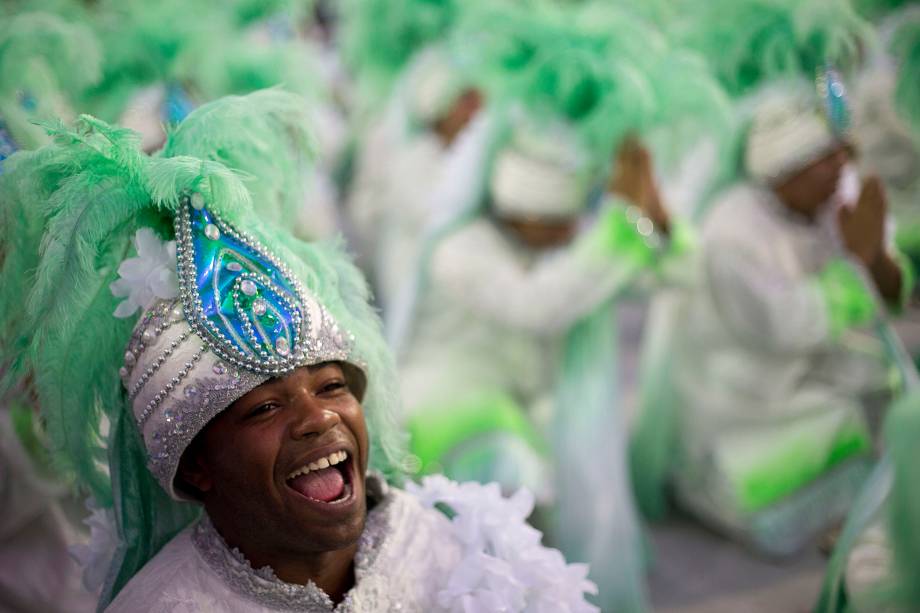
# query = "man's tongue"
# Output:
<box><xmin>289</xmin><ymin>467</ymin><xmax>345</xmax><ymax>502</ymax></box>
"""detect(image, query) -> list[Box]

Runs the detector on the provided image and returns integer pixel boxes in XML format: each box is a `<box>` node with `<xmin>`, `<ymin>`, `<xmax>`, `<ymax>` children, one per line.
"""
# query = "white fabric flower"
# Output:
<box><xmin>407</xmin><ymin>476</ymin><xmax>600</xmax><ymax>613</ymax></box>
<box><xmin>110</xmin><ymin>228</ymin><xmax>179</xmax><ymax>318</ymax></box>
<box><xmin>69</xmin><ymin>499</ymin><xmax>118</xmax><ymax>593</ymax></box>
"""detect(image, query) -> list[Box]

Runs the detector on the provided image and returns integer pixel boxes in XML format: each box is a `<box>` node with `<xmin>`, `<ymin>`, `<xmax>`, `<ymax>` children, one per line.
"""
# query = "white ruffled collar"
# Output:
<box><xmin>191</xmin><ymin>474</ymin><xmax>395</xmax><ymax>612</ymax></box>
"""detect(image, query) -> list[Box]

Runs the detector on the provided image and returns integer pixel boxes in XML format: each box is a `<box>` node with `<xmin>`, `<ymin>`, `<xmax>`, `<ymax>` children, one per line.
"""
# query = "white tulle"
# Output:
<box><xmin>110</xmin><ymin>228</ymin><xmax>179</xmax><ymax>318</ymax></box>
<box><xmin>406</xmin><ymin>476</ymin><xmax>600</xmax><ymax>613</ymax></box>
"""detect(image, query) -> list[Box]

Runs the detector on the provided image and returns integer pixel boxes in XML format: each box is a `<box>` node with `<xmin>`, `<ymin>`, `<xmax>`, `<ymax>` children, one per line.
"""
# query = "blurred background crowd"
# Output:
<box><xmin>1</xmin><ymin>0</ymin><xmax>919</xmax><ymax>611</ymax></box>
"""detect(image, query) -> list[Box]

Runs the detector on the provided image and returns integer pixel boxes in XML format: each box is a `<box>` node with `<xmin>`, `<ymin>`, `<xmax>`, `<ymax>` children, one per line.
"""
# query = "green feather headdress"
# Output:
<box><xmin>0</xmin><ymin>12</ymin><xmax>101</xmax><ymax>150</ymax></box>
<box><xmin>452</xmin><ymin>0</ymin><xmax>729</xmax><ymax>167</ymax></box>
<box><xmin>81</xmin><ymin>0</ymin><xmax>312</xmax><ymax>122</ymax></box>
<box><xmin>339</xmin><ymin>0</ymin><xmax>462</xmax><ymax>102</ymax></box>
<box><xmin>0</xmin><ymin>89</ymin><xmax>405</xmax><ymax>605</ymax></box>
<box><xmin>672</xmin><ymin>0</ymin><xmax>871</xmax><ymax>99</ymax></box>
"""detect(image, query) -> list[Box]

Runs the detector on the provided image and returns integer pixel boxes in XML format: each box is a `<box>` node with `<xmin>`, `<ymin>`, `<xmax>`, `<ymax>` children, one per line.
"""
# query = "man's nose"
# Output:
<box><xmin>288</xmin><ymin>391</ymin><xmax>341</xmax><ymax>439</ymax></box>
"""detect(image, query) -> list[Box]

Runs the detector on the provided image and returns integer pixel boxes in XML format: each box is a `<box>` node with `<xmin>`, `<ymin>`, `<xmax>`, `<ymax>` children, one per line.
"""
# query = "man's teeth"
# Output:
<box><xmin>286</xmin><ymin>450</ymin><xmax>348</xmax><ymax>480</ymax></box>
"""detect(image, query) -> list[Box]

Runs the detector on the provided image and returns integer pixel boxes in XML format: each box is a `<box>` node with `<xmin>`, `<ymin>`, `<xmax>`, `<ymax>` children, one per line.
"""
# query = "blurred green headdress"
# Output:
<box><xmin>80</xmin><ymin>0</ymin><xmax>314</xmax><ymax>123</ymax></box>
<box><xmin>338</xmin><ymin>0</ymin><xmax>462</xmax><ymax>103</ymax></box>
<box><xmin>451</xmin><ymin>0</ymin><xmax>729</xmax><ymax>169</ymax></box>
<box><xmin>0</xmin><ymin>90</ymin><xmax>405</xmax><ymax>607</ymax></box>
<box><xmin>0</xmin><ymin>11</ymin><xmax>101</xmax><ymax>152</ymax></box>
<box><xmin>672</xmin><ymin>0</ymin><xmax>871</xmax><ymax>99</ymax></box>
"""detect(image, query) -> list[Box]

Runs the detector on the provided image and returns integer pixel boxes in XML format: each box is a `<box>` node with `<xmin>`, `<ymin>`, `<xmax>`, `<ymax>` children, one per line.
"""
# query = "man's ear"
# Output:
<box><xmin>176</xmin><ymin>438</ymin><xmax>213</xmax><ymax>498</ymax></box>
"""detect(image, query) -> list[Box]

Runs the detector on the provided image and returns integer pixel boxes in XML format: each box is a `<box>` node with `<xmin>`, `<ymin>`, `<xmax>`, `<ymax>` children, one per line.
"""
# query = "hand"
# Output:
<box><xmin>609</xmin><ymin>136</ymin><xmax>671</xmax><ymax>235</ymax></box>
<box><xmin>837</xmin><ymin>176</ymin><xmax>886</xmax><ymax>268</ymax></box>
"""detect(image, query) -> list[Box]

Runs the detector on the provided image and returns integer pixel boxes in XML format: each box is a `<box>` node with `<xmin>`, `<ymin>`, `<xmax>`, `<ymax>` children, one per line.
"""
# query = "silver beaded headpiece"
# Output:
<box><xmin>118</xmin><ymin>194</ymin><xmax>356</xmax><ymax>500</ymax></box>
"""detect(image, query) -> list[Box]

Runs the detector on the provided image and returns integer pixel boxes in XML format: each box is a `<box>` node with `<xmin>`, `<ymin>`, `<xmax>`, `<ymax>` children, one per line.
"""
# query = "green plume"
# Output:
<box><xmin>339</xmin><ymin>0</ymin><xmax>460</xmax><ymax>100</ymax></box>
<box><xmin>673</xmin><ymin>0</ymin><xmax>871</xmax><ymax>98</ymax></box>
<box><xmin>891</xmin><ymin>13</ymin><xmax>920</xmax><ymax>134</ymax></box>
<box><xmin>884</xmin><ymin>391</ymin><xmax>920</xmax><ymax>607</ymax></box>
<box><xmin>161</xmin><ymin>89</ymin><xmax>315</xmax><ymax>229</ymax></box>
<box><xmin>81</xmin><ymin>0</ymin><xmax>309</xmax><ymax>121</ymax></box>
<box><xmin>452</xmin><ymin>0</ymin><xmax>729</xmax><ymax>163</ymax></box>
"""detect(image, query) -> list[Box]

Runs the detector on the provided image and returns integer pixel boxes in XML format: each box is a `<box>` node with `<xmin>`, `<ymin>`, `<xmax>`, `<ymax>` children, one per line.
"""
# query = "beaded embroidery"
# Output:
<box><xmin>146</xmin><ymin>368</ymin><xmax>265</xmax><ymax>485</ymax></box>
<box><xmin>175</xmin><ymin>198</ymin><xmax>313</xmax><ymax>375</ymax></box>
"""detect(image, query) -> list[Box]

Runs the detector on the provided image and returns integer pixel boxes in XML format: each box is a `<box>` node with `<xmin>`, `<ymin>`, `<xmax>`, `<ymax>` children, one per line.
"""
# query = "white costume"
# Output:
<box><xmin>108</xmin><ymin>475</ymin><xmax>597</xmax><ymax>613</ymax></box>
<box><xmin>666</xmin><ymin>90</ymin><xmax>898</xmax><ymax>554</ymax></box>
<box><xmin>396</xmin><ymin>117</ymin><xmax>670</xmax><ymax>611</ymax></box>
<box><xmin>669</xmin><ymin>183</ymin><xmax>886</xmax><ymax>552</ymax></box>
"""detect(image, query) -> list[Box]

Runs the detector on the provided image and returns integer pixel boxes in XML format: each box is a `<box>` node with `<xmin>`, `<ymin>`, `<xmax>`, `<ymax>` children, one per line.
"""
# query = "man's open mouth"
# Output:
<box><xmin>285</xmin><ymin>450</ymin><xmax>354</xmax><ymax>504</ymax></box>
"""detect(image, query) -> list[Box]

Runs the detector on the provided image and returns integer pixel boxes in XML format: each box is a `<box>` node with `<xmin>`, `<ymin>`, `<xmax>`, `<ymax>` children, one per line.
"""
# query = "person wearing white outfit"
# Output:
<box><xmin>666</xmin><ymin>84</ymin><xmax>911</xmax><ymax>555</ymax></box>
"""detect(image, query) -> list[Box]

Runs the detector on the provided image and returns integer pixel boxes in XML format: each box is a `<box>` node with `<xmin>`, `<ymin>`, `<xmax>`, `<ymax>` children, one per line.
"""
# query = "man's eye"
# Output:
<box><xmin>319</xmin><ymin>380</ymin><xmax>348</xmax><ymax>395</ymax></box>
<box><xmin>247</xmin><ymin>402</ymin><xmax>278</xmax><ymax>418</ymax></box>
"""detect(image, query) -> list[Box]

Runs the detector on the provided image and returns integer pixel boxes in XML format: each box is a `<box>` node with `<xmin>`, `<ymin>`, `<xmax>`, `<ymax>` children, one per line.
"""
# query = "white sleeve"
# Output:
<box><xmin>704</xmin><ymin>237</ymin><xmax>831</xmax><ymax>354</ymax></box>
<box><xmin>429</xmin><ymin>219</ymin><xmax>641</xmax><ymax>336</ymax></box>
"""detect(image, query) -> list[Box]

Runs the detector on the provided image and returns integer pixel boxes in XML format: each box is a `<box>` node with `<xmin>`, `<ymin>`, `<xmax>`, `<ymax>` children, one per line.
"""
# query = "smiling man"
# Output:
<box><xmin>1</xmin><ymin>91</ymin><xmax>598</xmax><ymax>612</ymax></box>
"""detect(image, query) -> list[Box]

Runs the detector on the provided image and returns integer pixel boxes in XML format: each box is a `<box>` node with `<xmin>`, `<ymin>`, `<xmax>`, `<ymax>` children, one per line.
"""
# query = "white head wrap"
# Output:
<box><xmin>745</xmin><ymin>86</ymin><xmax>842</xmax><ymax>184</ymax></box>
<box><xmin>490</xmin><ymin>114</ymin><xmax>592</xmax><ymax>219</ymax></box>
<box><xmin>406</xmin><ymin>46</ymin><xmax>466</xmax><ymax>125</ymax></box>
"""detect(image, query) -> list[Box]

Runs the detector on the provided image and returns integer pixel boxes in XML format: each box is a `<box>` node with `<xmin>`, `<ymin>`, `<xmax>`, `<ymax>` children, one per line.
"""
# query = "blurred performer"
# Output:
<box><xmin>340</xmin><ymin>0</ymin><xmax>485</xmax><ymax>295</ymax></box>
<box><xmin>391</xmin><ymin>4</ymin><xmax>728</xmax><ymax>609</ymax></box>
<box><xmin>0</xmin><ymin>91</ymin><xmax>598</xmax><ymax>612</ymax></box>
<box><xmin>631</xmin><ymin>0</ymin><xmax>879</xmax><ymax>522</ymax></box>
<box><xmin>347</xmin><ymin>47</ymin><xmax>485</xmax><ymax>314</ymax></box>
<box><xmin>852</xmin><ymin>8</ymin><xmax>920</xmax><ymax>286</ymax></box>
<box><xmin>667</xmin><ymin>83</ymin><xmax>912</xmax><ymax>556</ymax></box>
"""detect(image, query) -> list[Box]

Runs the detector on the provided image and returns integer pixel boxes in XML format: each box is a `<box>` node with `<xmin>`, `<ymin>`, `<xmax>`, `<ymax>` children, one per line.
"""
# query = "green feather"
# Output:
<box><xmin>452</xmin><ymin>0</ymin><xmax>729</xmax><ymax>163</ymax></box>
<box><xmin>891</xmin><ymin>14</ymin><xmax>920</xmax><ymax>135</ymax></box>
<box><xmin>339</xmin><ymin>0</ymin><xmax>461</xmax><ymax>101</ymax></box>
<box><xmin>884</xmin><ymin>391</ymin><xmax>920</xmax><ymax>607</ymax></box>
<box><xmin>673</xmin><ymin>0</ymin><xmax>871</xmax><ymax>98</ymax></box>
<box><xmin>161</xmin><ymin>89</ymin><xmax>314</xmax><ymax>228</ymax></box>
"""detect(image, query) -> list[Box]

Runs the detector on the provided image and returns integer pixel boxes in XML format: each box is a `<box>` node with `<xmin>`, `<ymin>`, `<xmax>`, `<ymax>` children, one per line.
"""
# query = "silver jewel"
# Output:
<box><xmin>275</xmin><ymin>337</ymin><xmax>290</xmax><ymax>356</ymax></box>
<box><xmin>119</xmin><ymin>366</ymin><xmax>129</xmax><ymax>378</ymax></box>
<box><xmin>124</xmin><ymin>351</ymin><xmax>136</xmax><ymax>367</ymax></box>
<box><xmin>227</xmin><ymin>261</ymin><xmax>243</xmax><ymax>272</ymax></box>
<box><xmin>252</xmin><ymin>299</ymin><xmax>267</xmax><ymax>316</ymax></box>
<box><xmin>240</xmin><ymin>279</ymin><xmax>257</xmax><ymax>296</ymax></box>
<box><xmin>191</xmin><ymin>192</ymin><xmax>206</xmax><ymax>210</ymax></box>
<box><xmin>204</xmin><ymin>223</ymin><xmax>220</xmax><ymax>241</ymax></box>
